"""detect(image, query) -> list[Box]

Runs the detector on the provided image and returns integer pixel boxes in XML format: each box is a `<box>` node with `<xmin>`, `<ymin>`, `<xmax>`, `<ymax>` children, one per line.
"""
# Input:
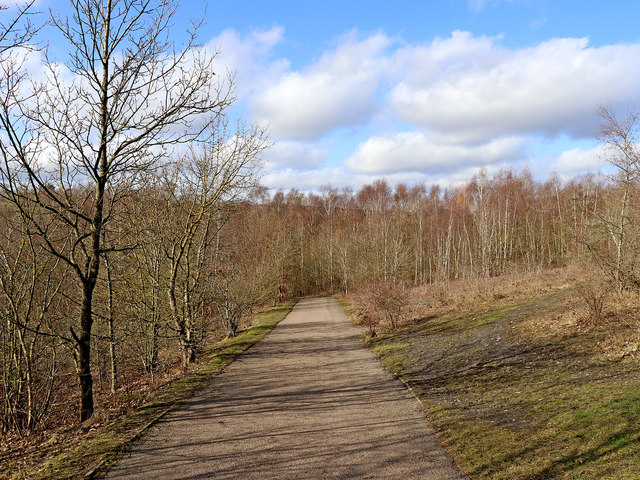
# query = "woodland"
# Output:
<box><xmin>2</xmin><ymin>0</ymin><xmax>640</xmax><ymax>463</ymax></box>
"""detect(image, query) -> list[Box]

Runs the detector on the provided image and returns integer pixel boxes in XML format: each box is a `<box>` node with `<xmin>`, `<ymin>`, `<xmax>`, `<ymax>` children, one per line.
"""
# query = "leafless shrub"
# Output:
<box><xmin>358</xmin><ymin>310</ymin><xmax>378</xmax><ymax>338</ymax></box>
<box><xmin>353</xmin><ymin>290</ymin><xmax>379</xmax><ymax>338</ymax></box>
<box><xmin>354</xmin><ymin>281</ymin><xmax>408</xmax><ymax>332</ymax></box>
<box><xmin>576</xmin><ymin>278</ymin><xmax>610</xmax><ymax>326</ymax></box>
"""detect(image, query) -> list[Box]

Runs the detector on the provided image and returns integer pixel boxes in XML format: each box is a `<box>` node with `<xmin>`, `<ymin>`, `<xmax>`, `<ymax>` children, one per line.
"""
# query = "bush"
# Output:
<box><xmin>576</xmin><ymin>278</ymin><xmax>610</xmax><ymax>326</ymax></box>
<box><xmin>355</xmin><ymin>281</ymin><xmax>408</xmax><ymax>333</ymax></box>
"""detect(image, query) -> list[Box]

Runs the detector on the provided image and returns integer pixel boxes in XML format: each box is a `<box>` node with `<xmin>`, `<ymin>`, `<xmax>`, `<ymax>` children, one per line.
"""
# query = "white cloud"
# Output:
<box><xmin>550</xmin><ymin>145</ymin><xmax>606</xmax><ymax>175</ymax></box>
<box><xmin>467</xmin><ymin>0</ymin><xmax>517</xmax><ymax>13</ymax></box>
<box><xmin>388</xmin><ymin>31</ymin><xmax>501</xmax><ymax>87</ymax></box>
<box><xmin>208</xmin><ymin>27</ymin><xmax>289</xmax><ymax>96</ymax></box>
<box><xmin>260</xmin><ymin>162</ymin><xmax>521</xmax><ymax>193</ymax></box>
<box><xmin>23</xmin><ymin>20</ymin><xmax>638</xmax><ymax>192</ymax></box>
<box><xmin>261</xmin><ymin>166</ymin><xmax>355</xmax><ymax>191</ymax></box>
<box><xmin>390</xmin><ymin>33</ymin><xmax>640</xmax><ymax>143</ymax></box>
<box><xmin>252</xmin><ymin>71</ymin><xmax>376</xmax><ymax>139</ymax></box>
<box><xmin>263</xmin><ymin>141</ymin><xmax>329</xmax><ymax>171</ymax></box>
<box><xmin>260</xmin><ymin>165</ymin><xmax>428</xmax><ymax>192</ymax></box>
<box><xmin>345</xmin><ymin>131</ymin><xmax>525</xmax><ymax>174</ymax></box>
<box><xmin>248</xmin><ymin>29</ymin><xmax>640</xmax><ymax>149</ymax></box>
<box><xmin>251</xmin><ymin>32</ymin><xmax>391</xmax><ymax>140</ymax></box>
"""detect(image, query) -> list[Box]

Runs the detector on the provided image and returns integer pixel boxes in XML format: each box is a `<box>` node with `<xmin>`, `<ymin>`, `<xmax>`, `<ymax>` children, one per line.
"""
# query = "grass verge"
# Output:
<box><xmin>6</xmin><ymin>301</ymin><xmax>296</xmax><ymax>480</ymax></box>
<box><xmin>416</xmin><ymin>355</ymin><xmax>640</xmax><ymax>479</ymax></box>
<box><xmin>350</xmin><ymin>279</ymin><xmax>640</xmax><ymax>480</ymax></box>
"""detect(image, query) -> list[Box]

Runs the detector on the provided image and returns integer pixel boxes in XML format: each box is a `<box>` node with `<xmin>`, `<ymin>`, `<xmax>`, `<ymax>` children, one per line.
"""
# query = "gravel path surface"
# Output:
<box><xmin>105</xmin><ymin>297</ymin><xmax>467</xmax><ymax>479</ymax></box>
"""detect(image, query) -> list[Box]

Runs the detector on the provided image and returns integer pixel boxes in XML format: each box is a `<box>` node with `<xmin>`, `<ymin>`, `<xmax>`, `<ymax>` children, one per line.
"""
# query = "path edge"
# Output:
<box><xmin>79</xmin><ymin>300</ymin><xmax>298</xmax><ymax>480</ymax></box>
<box><xmin>334</xmin><ymin>295</ymin><xmax>471</xmax><ymax>480</ymax></box>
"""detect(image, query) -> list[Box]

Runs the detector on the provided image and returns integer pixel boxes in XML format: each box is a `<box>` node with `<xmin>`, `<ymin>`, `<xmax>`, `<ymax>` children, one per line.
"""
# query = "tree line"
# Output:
<box><xmin>251</xmin><ymin>170</ymin><xmax>588</xmax><ymax>292</ymax></box>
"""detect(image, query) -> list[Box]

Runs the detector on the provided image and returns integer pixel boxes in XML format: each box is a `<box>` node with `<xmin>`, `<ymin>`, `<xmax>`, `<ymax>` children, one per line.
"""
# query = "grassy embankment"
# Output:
<box><xmin>3</xmin><ymin>301</ymin><xmax>296</xmax><ymax>480</ymax></box>
<box><xmin>350</xmin><ymin>267</ymin><xmax>640</xmax><ymax>480</ymax></box>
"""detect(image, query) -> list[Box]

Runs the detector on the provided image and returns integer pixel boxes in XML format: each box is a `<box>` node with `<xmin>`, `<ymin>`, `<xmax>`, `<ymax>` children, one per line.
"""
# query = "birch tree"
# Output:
<box><xmin>587</xmin><ymin>106</ymin><xmax>640</xmax><ymax>292</ymax></box>
<box><xmin>161</xmin><ymin>118</ymin><xmax>267</xmax><ymax>362</ymax></box>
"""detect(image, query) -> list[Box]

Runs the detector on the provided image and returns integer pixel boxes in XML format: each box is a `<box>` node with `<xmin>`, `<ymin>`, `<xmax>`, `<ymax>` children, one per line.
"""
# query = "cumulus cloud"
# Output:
<box><xmin>263</xmin><ymin>141</ymin><xmax>329</xmax><ymax>171</ymax></box>
<box><xmin>260</xmin><ymin>163</ymin><xmax>518</xmax><ymax>193</ymax></box>
<box><xmin>208</xmin><ymin>27</ymin><xmax>289</xmax><ymax>96</ymax></box>
<box><xmin>550</xmin><ymin>145</ymin><xmax>606</xmax><ymax>175</ymax></box>
<box><xmin>251</xmin><ymin>32</ymin><xmax>391</xmax><ymax>140</ymax></box>
<box><xmin>248</xmin><ymin>29</ymin><xmax>640</xmax><ymax>149</ymax></box>
<box><xmin>261</xmin><ymin>165</ymin><xmax>424</xmax><ymax>192</ymax></box>
<box><xmin>345</xmin><ymin>131</ymin><xmax>525</xmax><ymax>174</ymax></box>
<box><xmin>390</xmin><ymin>33</ymin><xmax>640</xmax><ymax>143</ymax></box>
<box><xmin>261</xmin><ymin>166</ymin><xmax>356</xmax><ymax>191</ymax></box>
<box><xmin>200</xmin><ymin>28</ymin><xmax>640</xmax><ymax>188</ymax></box>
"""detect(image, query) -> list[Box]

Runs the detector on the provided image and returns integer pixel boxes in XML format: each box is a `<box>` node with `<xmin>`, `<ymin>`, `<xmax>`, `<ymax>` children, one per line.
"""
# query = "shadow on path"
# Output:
<box><xmin>104</xmin><ymin>297</ymin><xmax>467</xmax><ymax>480</ymax></box>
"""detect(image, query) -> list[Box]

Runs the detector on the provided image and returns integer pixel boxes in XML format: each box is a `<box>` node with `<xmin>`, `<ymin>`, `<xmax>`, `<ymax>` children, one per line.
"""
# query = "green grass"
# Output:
<box><xmin>470</xmin><ymin>307</ymin><xmax>516</xmax><ymax>328</ymax></box>
<box><xmin>11</xmin><ymin>301</ymin><xmax>296</xmax><ymax>480</ymax></box>
<box><xmin>428</xmin><ymin>380</ymin><xmax>640</xmax><ymax>479</ymax></box>
<box><xmin>411</xmin><ymin>305</ymin><xmax>517</xmax><ymax>336</ymax></box>
<box><xmin>369</xmin><ymin>339</ymin><xmax>412</xmax><ymax>376</ymax></box>
<box><xmin>361</xmin><ymin>294</ymin><xmax>640</xmax><ymax>480</ymax></box>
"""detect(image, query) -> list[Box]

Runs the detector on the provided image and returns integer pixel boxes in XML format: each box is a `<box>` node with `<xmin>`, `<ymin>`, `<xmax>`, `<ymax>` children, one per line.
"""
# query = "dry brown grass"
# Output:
<box><xmin>399</xmin><ymin>265</ymin><xmax>580</xmax><ymax>329</ymax></box>
<box><xmin>347</xmin><ymin>263</ymin><xmax>640</xmax><ymax>362</ymax></box>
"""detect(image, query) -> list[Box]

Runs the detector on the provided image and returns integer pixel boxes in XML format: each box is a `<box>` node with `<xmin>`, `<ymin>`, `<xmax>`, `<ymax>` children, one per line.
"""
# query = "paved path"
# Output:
<box><xmin>105</xmin><ymin>297</ymin><xmax>467</xmax><ymax>479</ymax></box>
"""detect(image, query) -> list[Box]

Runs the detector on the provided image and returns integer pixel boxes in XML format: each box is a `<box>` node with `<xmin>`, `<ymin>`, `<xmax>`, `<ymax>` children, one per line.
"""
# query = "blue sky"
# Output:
<box><xmin>10</xmin><ymin>0</ymin><xmax>640</xmax><ymax>191</ymax></box>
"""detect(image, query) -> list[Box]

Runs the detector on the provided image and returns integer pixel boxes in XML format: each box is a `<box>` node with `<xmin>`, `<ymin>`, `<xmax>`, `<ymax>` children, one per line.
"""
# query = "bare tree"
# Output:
<box><xmin>129</xmin><ymin>184</ymin><xmax>167</xmax><ymax>377</ymax></box>
<box><xmin>159</xmin><ymin>117</ymin><xmax>267</xmax><ymax>363</ymax></box>
<box><xmin>0</xmin><ymin>1</ymin><xmax>38</xmax><ymax>53</ymax></box>
<box><xmin>0</xmin><ymin>1</ymin><xmax>48</xmax><ymax>434</ymax></box>
<box><xmin>0</xmin><ymin>0</ymin><xmax>230</xmax><ymax>421</ymax></box>
<box><xmin>585</xmin><ymin>106</ymin><xmax>640</xmax><ymax>292</ymax></box>
<box><xmin>0</xmin><ymin>202</ymin><xmax>67</xmax><ymax>433</ymax></box>
<box><xmin>213</xmin><ymin>211</ymin><xmax>275</xmax><ymax>338</ymax></box>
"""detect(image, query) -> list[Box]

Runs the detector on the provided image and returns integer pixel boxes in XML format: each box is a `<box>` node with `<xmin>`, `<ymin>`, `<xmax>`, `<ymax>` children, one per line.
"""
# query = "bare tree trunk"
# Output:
<box><xmin>613</xmin><ymin>174</ymin><xmax>630</xmax><ymax>292</ymax></box>
<box><xmin>105</xmin><ymin>254</ymin><xmax>117</xmax><ymax>394</ymax></box>
<box><xmin>76</xmin><ymin>288</ymin><xmax>95</xmax><ymax>422</ymax></box>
